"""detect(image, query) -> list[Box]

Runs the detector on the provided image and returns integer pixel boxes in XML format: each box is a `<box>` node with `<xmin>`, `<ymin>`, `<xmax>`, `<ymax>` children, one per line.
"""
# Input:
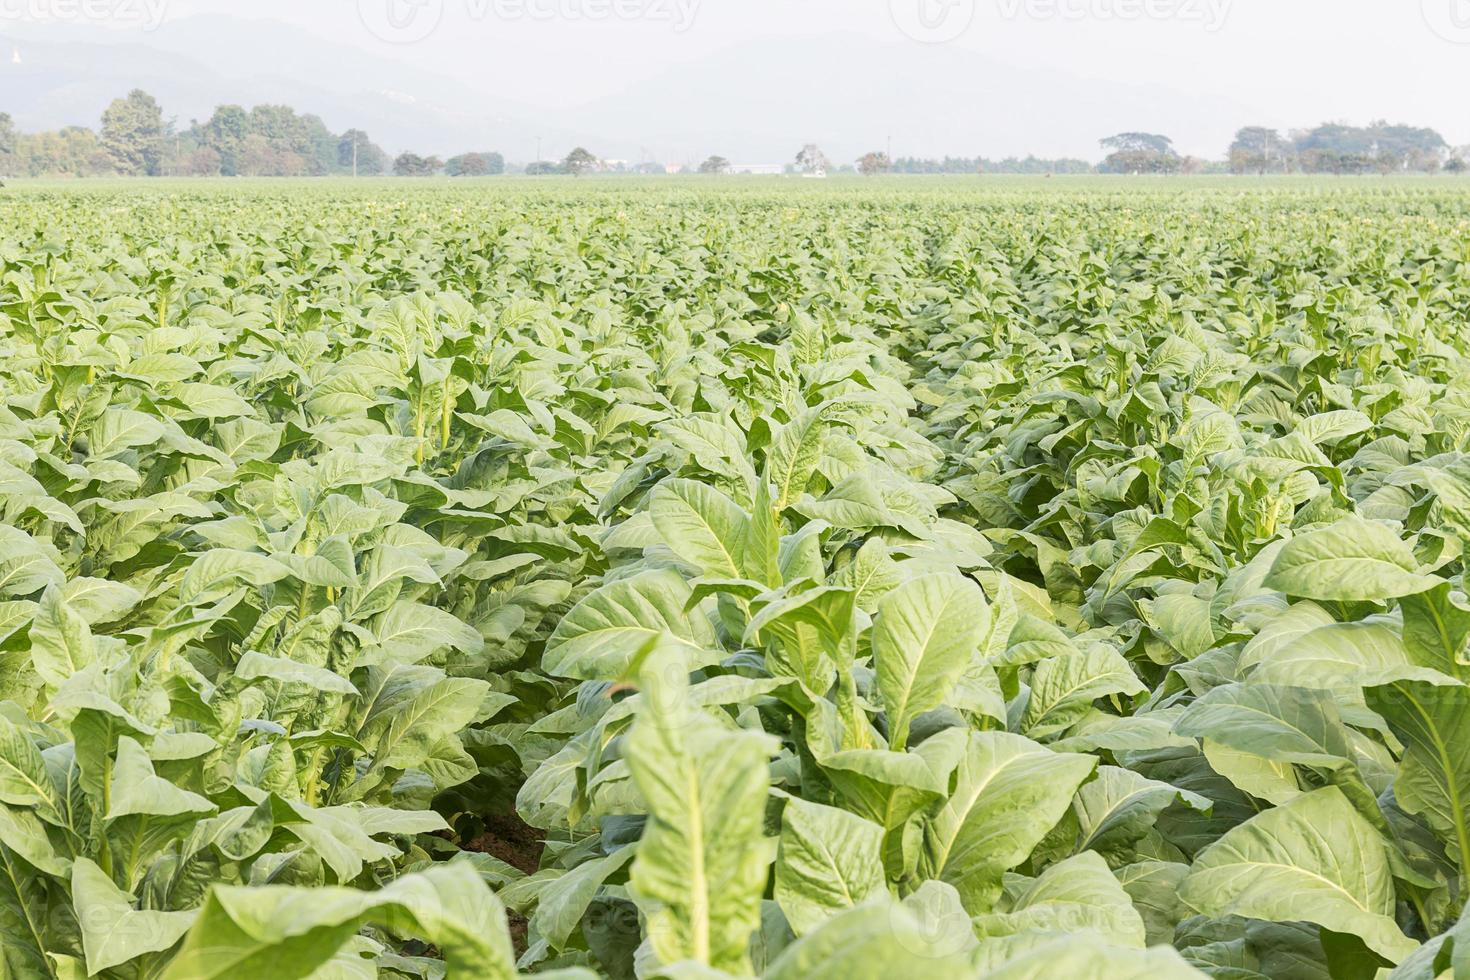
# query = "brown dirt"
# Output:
<box><xmin>465</xmin><ymin>811</ymin><xmax>546</xmax><ymax>875</ymax></box>
<box><xmin>462</xmin><ymin>811</ymin><xmax>547</xmax><ymax>958</ymax></box>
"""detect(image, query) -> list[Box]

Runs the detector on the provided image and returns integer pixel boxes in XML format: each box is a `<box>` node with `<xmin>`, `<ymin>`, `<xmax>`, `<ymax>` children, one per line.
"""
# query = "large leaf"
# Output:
<box><xmin>976</xmin><ymin>935</ymin><xmax>1207</xmax><ymax>979</ymax></box>
<box><xmin>1365</xmin><ymin>679</ymin><xmax>1470</xmax><ymax>872</ymax></box>
<box><xmin>773</xmin><ymin>797</ymin><xmax>886</xmax><ymax>935</ymax></box>
<box><xmin>767</xmin><ymin>406</ymin><xmax>827</xmax><ymax>510</ymax></box>
<box><xmin>762</xmin><ymin>900</ymin><xmax>973</xmax><ymax>980</ymax></box>
<box><xmin>918</xmin><ymin>731</ymin><xmax>1096</xmax><ymax>913</ymax></box>
<box><xmin>1174</xmin><ymin>683</ymin><xmax>1356</xmax><ymax>768</ymax></box>
<box><xmin>1021</xmin><ymin>646</ymin><xmax>1147</xmax><ymax>739</ymax></box>
<box><xmin>72</xmin><ymin>858</ymin><xmax>198</xmax><ymax>974</ymax></box>
<box><xmin>872</xmin><ymin>573</ymin><xmax>989</xmax><ymax>748</ymax></box>
<box><xmin>1178</xmin><ymin>787</ymin><xmax>1416</xmax><ymax>962</ymax></box>
<box><xmin>161</xmin><ymin>863</ymin><xmax>515</xmax><ymax>979</ymax></box>
<box><xmin>1068</xmin><ymin>766</ymin><xmax>1211</xmax><ymax>862</ymax></box>
<box><xmin>650</xmin><ymin>479</ymin><xmax>750</xmax><ymax>579</ymax></box>
<box><xmin>543</xmin><ymin>569</ymin><xmax>718</xmax><ymax>680</ymax></box>
<box><xmin>971</xmin><ymin>851</ymin><xmax>1147</xmax><ymax>947</ymax></box>
<box><xmin>1263</xmin><ymin>517</ymin><xmax>1440</xmax><ymax>602</ymax></box>
<box><xmin>624</xmin><ymin>639</ymin><xmax>775</xmax><ymax>973</ymax></box>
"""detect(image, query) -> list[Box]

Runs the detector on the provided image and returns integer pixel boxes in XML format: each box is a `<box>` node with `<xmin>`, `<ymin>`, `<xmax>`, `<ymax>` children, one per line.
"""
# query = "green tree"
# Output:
<box><xmin>392</xmin><ymin>152</ymin><xmax>442</xmax><ymax>176</ymax></box>
<box><xmin>1098</xmin><ymin>132</ymin><xmax>1180</xmax><ymax>174</ymax></box>
<box><xmin>563</xmin><ymin>147</ymin><xmax>599</xmax><ymax>176</ymax></box>
<box><xmin>1228</xmin><ymin>127</ymin><xmax>1289</xmax><ymax>175</ymax></box>
<box><xmin>795</xmin><ymin>143</ymin><xmax>830</xmax><ymax>174</ymax></box>
<box><xmin>698</xmin><ymin>155</ymin><xmax>731</xmax><ymax>175</ymax></box>
<box><xmin>445</xmin><ymin>151</ymin><xmax>504</xmax><ymax>176</ymax></box>
<box><xmin>100</xmin><ymin>89</ymin><xmax>166</xmax><ymax>176</ymax></box>
<box><xmin>1288</xmin><ymin>122</ymin><xmax>1446</xmax><ymax>174</ymax></box>
<box><xmin>857</xmin><ymin>151</ymin><xmax>891</xmax><ymax>176</ymax></box>
<box><xmin>338</xmin><ymin>129</ymin><xmax>388</xmax><ymax>176</ymax></box>
<box><xmin>0</xmin><ymin>112</ymin><xmax>16</xmax><ymax>174</ymax></box>
<box><xmin>196</xmin><ymin>105</ymin><xmax>250</xmax><ymax>176</ymax></box>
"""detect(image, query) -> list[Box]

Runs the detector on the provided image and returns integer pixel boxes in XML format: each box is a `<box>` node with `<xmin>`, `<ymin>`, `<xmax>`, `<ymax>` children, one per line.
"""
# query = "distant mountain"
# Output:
<box><xmin>557</xmin><ymin>32</ymin><xmax>1254</xmax><ymax>165</ymax></box>
<box><xmin>0</xmin><ymin>16</ymin><xmax>580</xmax><ymax>159</ymax></box>
<box><xmin>0</xmin><ymin>16</ymin><xmax>1253</xmax><ymax>163</ymax></box>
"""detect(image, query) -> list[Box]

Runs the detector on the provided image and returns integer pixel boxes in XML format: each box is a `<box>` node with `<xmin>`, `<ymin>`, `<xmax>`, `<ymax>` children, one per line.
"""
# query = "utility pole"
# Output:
<box><xmin>536</xmin><ymin>137</ymin><xmax>543</xmax><ymax>164</ymax></box>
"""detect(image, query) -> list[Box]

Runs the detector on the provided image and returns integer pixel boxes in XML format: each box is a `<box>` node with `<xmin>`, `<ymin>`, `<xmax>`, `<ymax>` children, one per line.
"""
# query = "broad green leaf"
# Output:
<box><xmin>364</xmin><ymin>600</ymin><xmax>484</xmax><ymax>666</ymax></box>
<box><xmin>873</xmin><ymin>573</ymin><xmax>989</xmax><ymax>748</ymax></box>
<box><xmin>1399</xmin><ymin>583</ymin><xmax>1470</xmax><ymax>681</ymax></box>
<box><xmin>1263</xmin><ymin>517</ymin><xmax>1439</xmax><ymax>602</ymax></box>
<box><xmin>1247</xmin><ymin>617</ymin><xmax>1444</xmax><ymax>692</ymax></box>
<box><xmin>762</xmin><ymin>900</ymin><xmax>973</xmax><ymax>980</ymax></box>
<box><xmin>767</xmin><ymin>407</ymin><xmax>827</xmax><ymax>510</ymax></box>
<box><xmin>1116</xmin><ymin>861</ymin><xmax>1190</xmax><ymax>946</ymax></box>
<box><xmin>650</xmin><ymin>479</ymin><xmax>750</xmax><ymax>580</ymax></box>
<box><xmin>1022</xmin><ymin>646</ymin><xmax>1147</xmax><ymax>739</ymax></box>
<box><xmin>72</xmin><ymin>858</ymin><xmax>197</xmax><ymax>974</ymax></box>
<box><xmin>744</xmin><ymin>585</ymin><xmax>854</xmax><ymax>694</ymax></box>
<box><xmin>976</xmin><ymin>935</ymin><xmax>1207</xmax><ymax>978</ymax></box>
<box><xmin>1295</xmin><ymin>410</ymin><xmax>1373</xmax><ymax>446</ymax></box>
<box><xmin>0</xmin><ymin>717</ymin><xmax>56</xmax><ymax>813</ymax></box>
<box><xmin>356</xmin><ymin>668</ymin><xmax>488</xmax><ymax>773</ymax></box>
<box><xmin>972</xmin><ymin>851</ymin><xmax>1147</xmax><ymax>947</ymax></box>
<box><xmin>0</xmin><ymin>803</ymin><xmax>66</xmax><ymax>875</ymax></box>
<box><xmin>543</xmin><ymin>569</ymin><xmax>718</xmax><ymax>680</ymax></box>
<box><xmin>236</xmin><ymin>651</ymin><xmax>358</xmax><ymax>695</ymax></box>
<box><xmin>161</xmin><ymin>863</ymin><xmax>515</xmax><ymax>979</ymax></box>
<box><xmin>530</xmin><ymin>846</ymin><xmax>635</xmax><ymax>951</ymax></box>
<box><xmin>1179</xmin><ymin>787</ymin><xmax>1416</xmax><ymax>962</ymax></box>
<box><xmin>0</xmin><ymin>843</ymin><xmax>52</xmax><ymax>980</ymax></box>
<box><xmin>1174</xmin><ymin>683</ymin><xmax>1355</xmax><ymax>768</ymax></box>
<box><xmin>181</xmin><ymin>550</ymin><xmax>295</xmax><ymax>603</ymax></box>
<box><xmin>625</xmin><ymin>640</ymin><xmax>775</xmax><ymax>973</ymax></box>
<box><xmin>774</xmin><ymin>798</ymin><xmax>886</xmax><ymax>935</ymax></box>
<box><xmin>26</xmin><ymin>587</ymin><xmax>95</xmax><ymax>690</ymax></box>
<box><xmin>1364</xmin><ymin>680</ymin><xmax>1470</xmax><ymax>873</ymax></box>
<box><xmin>1069</xmin><ymin>766</ymin><xmax>1211</xmax><ymax>862</ymax></box>
<box><xmin>918</xmin><ymin>731</ymin><xmax>1096</xmax><ymax>913</ymax></box>
<box><xmin>108</xmin><ymin>737</ymin><xmax>215</xmax><ymax>819</ymax></box>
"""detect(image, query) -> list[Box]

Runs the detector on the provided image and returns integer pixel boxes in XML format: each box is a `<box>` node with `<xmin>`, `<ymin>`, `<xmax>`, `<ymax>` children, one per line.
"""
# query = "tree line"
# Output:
<box><xmin>0</xmin><ymin>90</ymin><xmax>505</xmax><ymax>179</ymax></box>
<box><xmin>1093</xmin><ymin>125</ymin><xmax>1463</xmax><ymax>176</ymax></box>
<box><xmin>2</xmin><ymin>89</ymin><xmax>1466</xmax><ymax>179</ymax></box>
<box><xmin>1226</xmin><ymin>123</ymin><xmax>1459</xmax><ymax>175</ymax></box>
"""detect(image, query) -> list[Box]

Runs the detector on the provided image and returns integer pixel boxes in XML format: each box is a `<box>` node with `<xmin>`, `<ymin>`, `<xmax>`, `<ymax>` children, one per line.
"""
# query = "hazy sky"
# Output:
<box><xmin>162</xmin><ymin>0</ymin><xmax>1470</xmax><ymax>113</ymax></box>
<box><xmin>7</xmin><ymin>0</ymin><xmax>1470</xmax><ymax>158</ymax></box>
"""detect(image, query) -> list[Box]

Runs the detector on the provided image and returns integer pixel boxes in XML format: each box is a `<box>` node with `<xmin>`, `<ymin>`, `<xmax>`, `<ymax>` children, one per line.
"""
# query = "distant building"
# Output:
<box><xmin>665</xmin><ymin>163</ymin><xmax>687</xmax><ymax>175</ymax></box>
<box><xmin>731</xmin><ymin>163</ymin><xmax>785</xmax><ymax>176</ymax></box>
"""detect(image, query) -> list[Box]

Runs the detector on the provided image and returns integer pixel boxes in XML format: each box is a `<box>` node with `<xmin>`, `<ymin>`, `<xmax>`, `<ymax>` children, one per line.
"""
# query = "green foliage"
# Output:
<box><xmin>1</xmin><ymin>178</ymin><xmax>1470</xmax><ymax>977</ymax></box>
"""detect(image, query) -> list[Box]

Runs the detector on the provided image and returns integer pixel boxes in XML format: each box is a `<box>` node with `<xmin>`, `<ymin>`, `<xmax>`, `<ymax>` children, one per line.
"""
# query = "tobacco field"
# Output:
<box><xmin>3</xmin><ymin>179</ymin><xmax>1470</xmax><ymax>978</ymax></box>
